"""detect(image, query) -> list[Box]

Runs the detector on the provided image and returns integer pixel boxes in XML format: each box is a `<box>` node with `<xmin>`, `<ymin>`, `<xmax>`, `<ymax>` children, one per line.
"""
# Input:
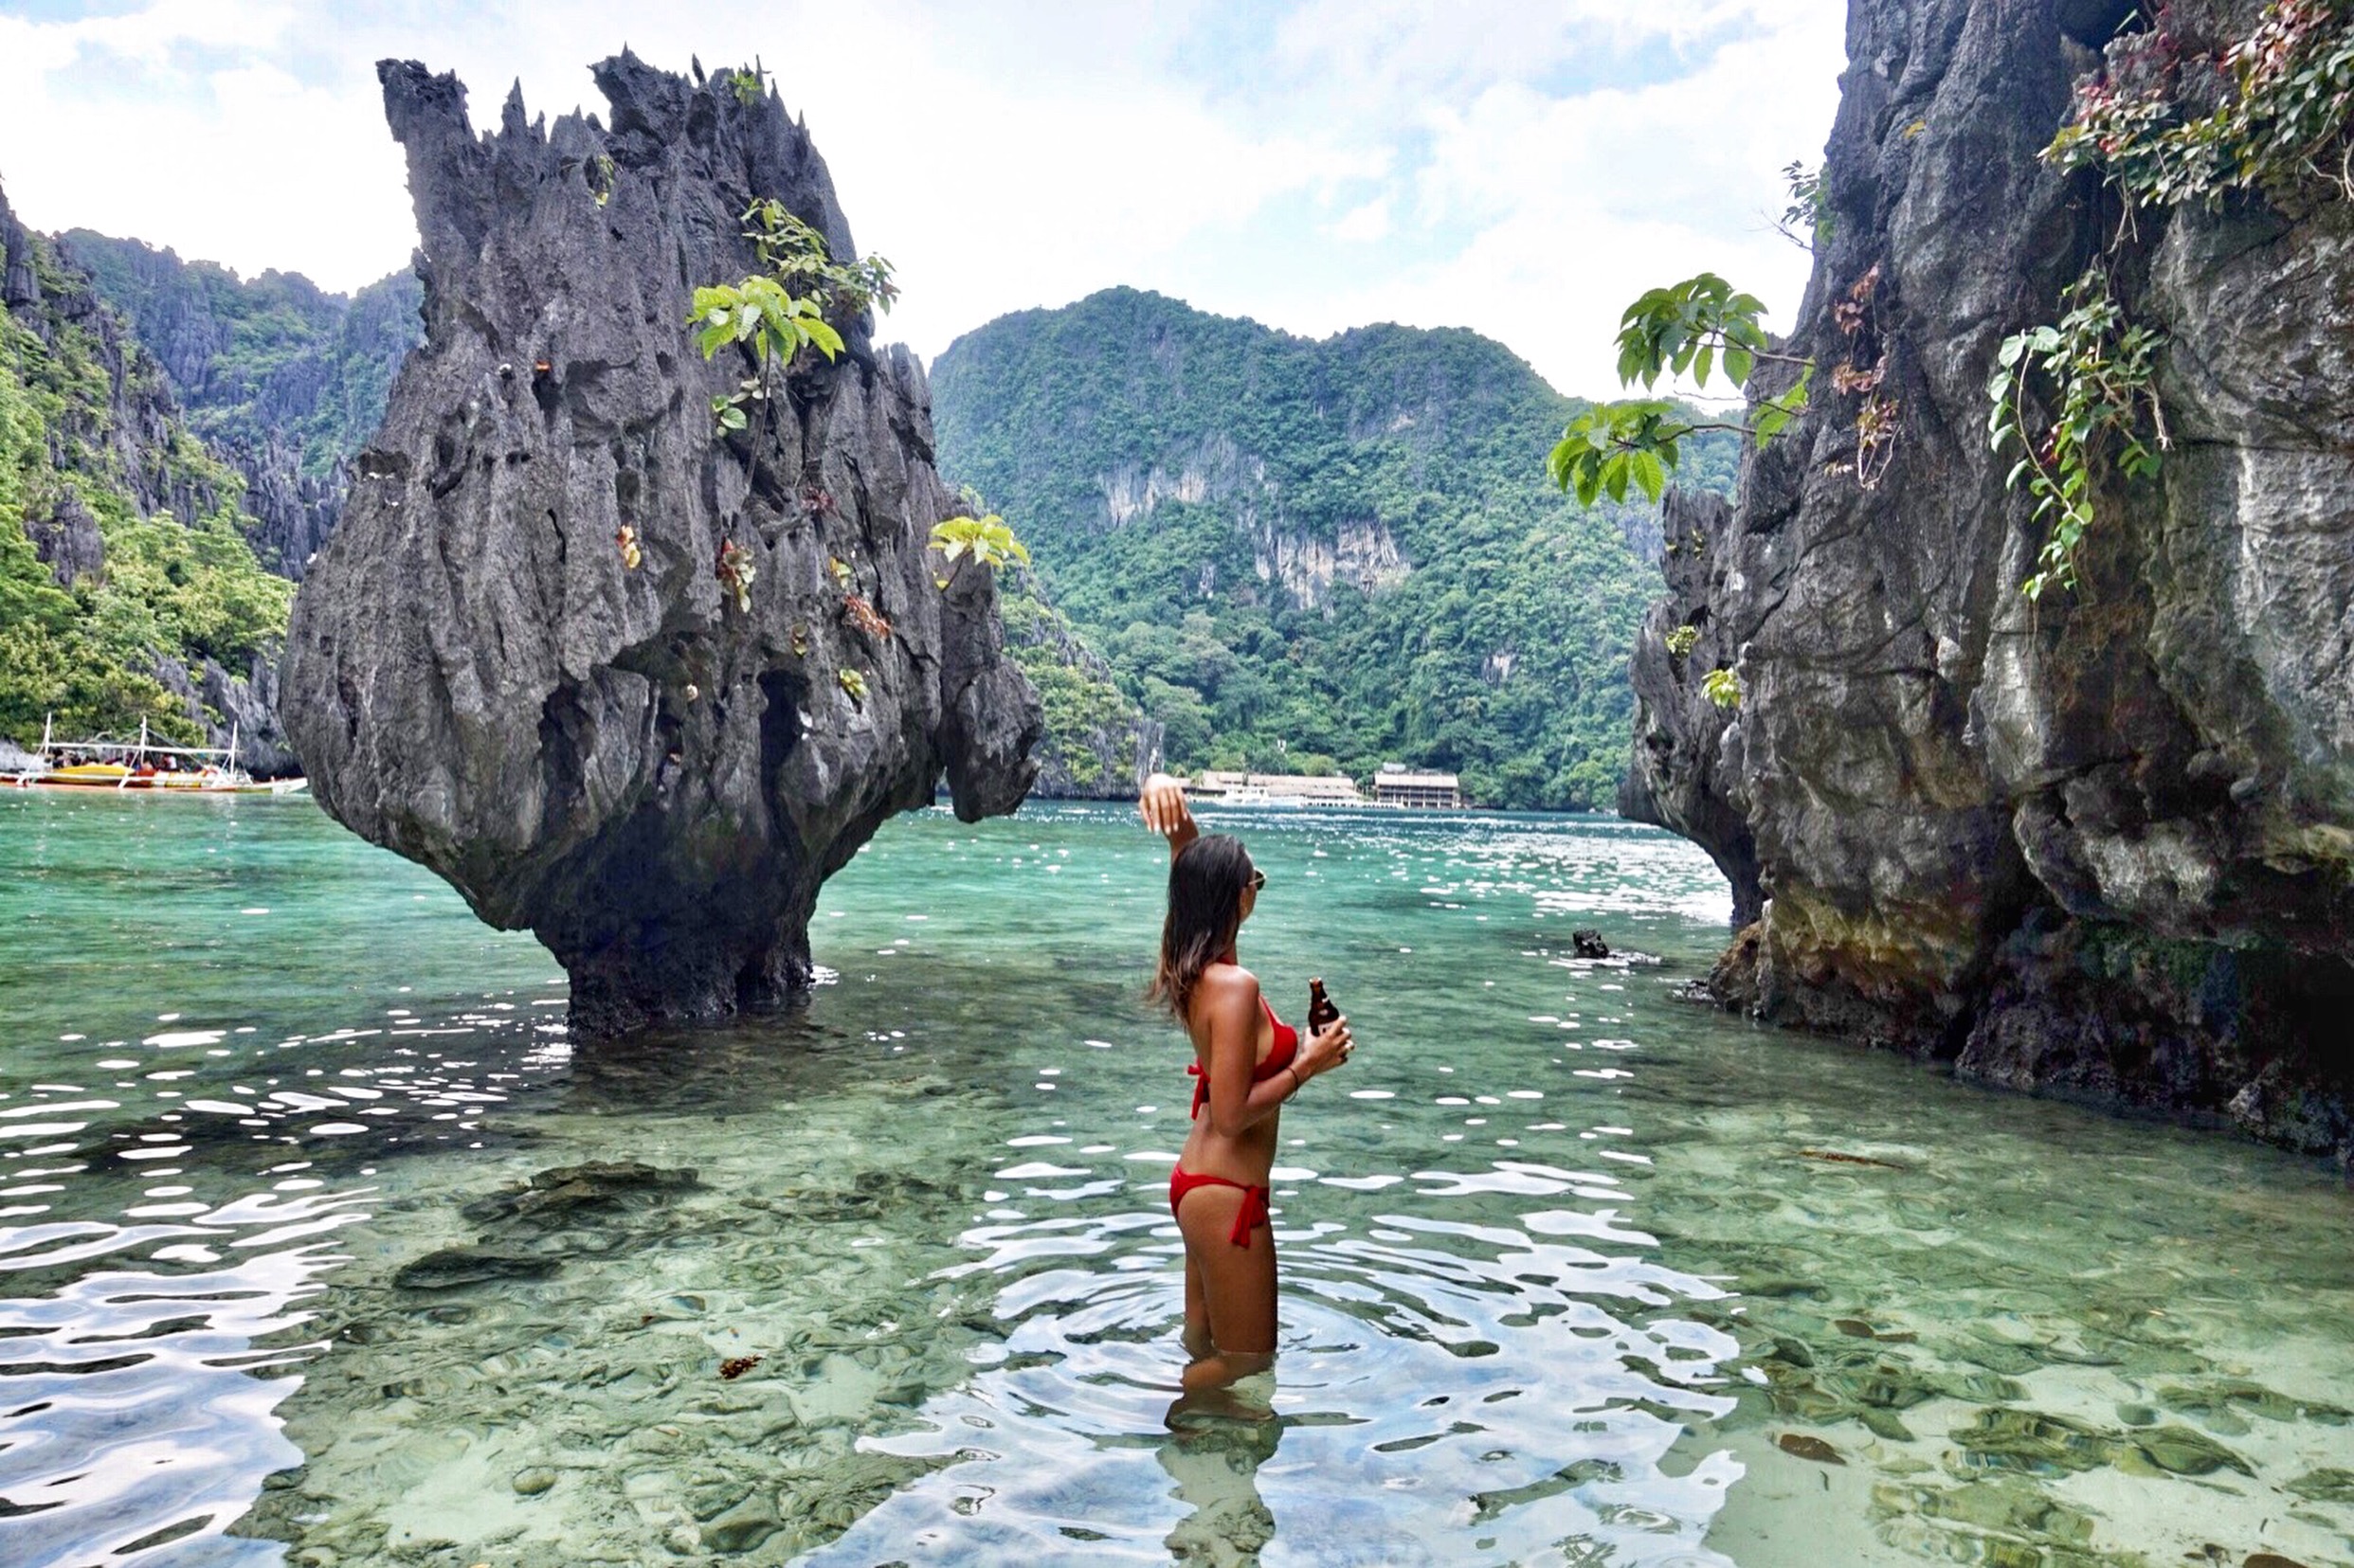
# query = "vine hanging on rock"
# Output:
<box><xmin>1987</xmin><ymin>0</ymin><xmax>2352</xmax><ymax>599</ymax></box>
<box><xmin>1987</xmin><ymin>266</ymin><xmax>2167</xmax><ymax>601</ymax></box>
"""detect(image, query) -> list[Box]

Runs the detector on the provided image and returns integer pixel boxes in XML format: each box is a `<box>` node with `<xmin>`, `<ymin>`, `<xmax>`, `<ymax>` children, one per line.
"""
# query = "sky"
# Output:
<box><xmin>0</xmin><ymin>1</ymin><xmax>1849</xmax><ymax>398</ymax></box>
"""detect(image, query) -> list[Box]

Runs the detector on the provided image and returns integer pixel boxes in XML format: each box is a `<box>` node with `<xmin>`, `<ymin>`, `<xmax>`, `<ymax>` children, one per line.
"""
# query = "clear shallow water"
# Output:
<box><xmin>0</xmin><ymin>793</ymin><xmax>2348</xmax><ymax>1568</ymax></box>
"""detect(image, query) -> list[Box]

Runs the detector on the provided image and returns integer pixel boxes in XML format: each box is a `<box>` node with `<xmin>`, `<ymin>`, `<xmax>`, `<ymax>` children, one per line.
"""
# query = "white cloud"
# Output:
<box><xmin>1331</xmin><ymin>194</ymin><xmax>1391</xmax><ymax>243</ymax></box>
<box><xmin>0</xmin><ymin>1</ymin><xmax>1847</xmax><ymax>396</ymax></box>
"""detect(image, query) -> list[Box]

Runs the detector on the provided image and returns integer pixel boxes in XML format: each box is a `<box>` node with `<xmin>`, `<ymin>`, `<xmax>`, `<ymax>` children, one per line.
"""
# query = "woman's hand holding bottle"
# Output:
<box><xmin>1297</xmin><ymin>1013</ymin><xmax>1353</xmax><ymax>1079</ymax></box>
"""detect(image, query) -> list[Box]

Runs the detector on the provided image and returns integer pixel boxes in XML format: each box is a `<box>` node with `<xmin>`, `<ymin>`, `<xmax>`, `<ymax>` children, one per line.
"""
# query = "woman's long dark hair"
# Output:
<box><xmin>1149</xmin><ymin>833</ymin><xmax>1252</xmax><ymax>1022</ymax></box>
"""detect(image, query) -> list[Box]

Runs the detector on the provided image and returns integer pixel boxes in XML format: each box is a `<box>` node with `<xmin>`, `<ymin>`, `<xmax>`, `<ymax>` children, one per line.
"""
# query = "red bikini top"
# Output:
<box><xmin>1189</xmin><ymin>995</ymin><xmax>1300</xmax><ymax>1119</ymax></box>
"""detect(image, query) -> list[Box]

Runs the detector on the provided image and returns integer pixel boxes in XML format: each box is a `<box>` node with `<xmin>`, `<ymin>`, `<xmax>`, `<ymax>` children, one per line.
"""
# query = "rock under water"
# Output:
<box><xmin>1622</xmin><ymin>0</ymin><xmax>2354</xmax><ymax>1163</ymax></box>
<box><xmin>281</xmin><ymin>51</ymin><xmax>1041</xmax><ymax>1038</ymax></box>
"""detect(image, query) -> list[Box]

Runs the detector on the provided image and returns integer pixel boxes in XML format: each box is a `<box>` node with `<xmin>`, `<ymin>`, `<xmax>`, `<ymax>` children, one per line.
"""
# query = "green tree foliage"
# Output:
<box><xmin>0</xmin><ymin>231</ymin><xmax>292</xmax><ymax>745</ymax></box>
<box><xmin>933</xmin><ymin>288</ymin><xmax>1736</xmax><ymax>810</ymax></box>
<box><xmin>1548</xmin><ymin>273</ymin><xmax>1810</xmax><ymax>508</ymax></box>
<box><xmin>996</xmin><ymin>570</ymin><xmax>1146</xmax><ymax>794</ymax></box>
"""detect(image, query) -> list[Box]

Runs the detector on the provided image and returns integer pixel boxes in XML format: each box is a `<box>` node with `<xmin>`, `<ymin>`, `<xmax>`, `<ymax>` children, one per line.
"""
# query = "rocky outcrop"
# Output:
<box><xmin>22</xmin><ymin>489</ymin><xmax>104</xmax><ymax>586</ymax></box>
<box><xmin>153</xmin><ymin>653</ymin><xmax>299</xmax><ymax>778</ymax></box>
<box><xmin>1624</xmin><ymin>0</ymin><xmax>2354</xmax><ymax>1164</ymax></box>
<box><xmin>1621</xmin><ymin>489</ymin><xmax>1762</xmax><ymax>928</ymax></box>
<box><xmin>1000</xmin><ymin>569</ymin><xmax>1163</xmax><ymax>797</ymax></box>
<box><xmin>281</xmin><ymin>52</ymin><xmax>1041</xmax><ymax>1038</ymax></box>
<box><xmin>226</xmin><ymin>436</ymin><xmax>348</xmax><ymax>577</ymax></box>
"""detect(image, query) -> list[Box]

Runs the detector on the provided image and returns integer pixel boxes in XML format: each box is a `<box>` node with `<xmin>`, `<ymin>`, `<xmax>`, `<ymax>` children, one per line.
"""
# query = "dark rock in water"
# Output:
<box><xmin>1571</xmin><ymin>928</ymin><xmax>1610</xmax><ymax>960</ymax></box>
<box><xmin>392</xmin><ymin>1246</ymin><xmax>560</xmax><ymax>1289</ymax></box>
<box><xmin>1622</xmin><ymin>0</ymin><xmax>2354</xmax><ymax>1164</ymax></box>
<box><xmin>459</xmin><ymin>1160</ymin><xmax>699</xmax><ymax>1226</ymax></box>
<box><xmin>281</xmin><ymin>52</ymin><xmax>1041</xmax><ymax>1038</ymax></box>
<box><xmin>1774</xmin><ymin>1433</ymin><xmax>1844</xmax><ymax>1466</ymax></box>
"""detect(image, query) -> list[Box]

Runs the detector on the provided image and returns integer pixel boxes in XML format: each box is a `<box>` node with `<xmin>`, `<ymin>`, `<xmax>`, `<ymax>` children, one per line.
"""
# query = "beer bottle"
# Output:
<box><xmin>1307</xmin><ymin>978</ymin><xmax>1339</xmax><ymax>1037</ymax></box>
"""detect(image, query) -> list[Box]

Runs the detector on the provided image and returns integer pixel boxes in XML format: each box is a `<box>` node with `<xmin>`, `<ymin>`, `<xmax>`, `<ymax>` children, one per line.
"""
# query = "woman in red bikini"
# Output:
<box><xmin>1139</xmin><ymin>771</ymin><xmax>1354</xmax><ymax>1393</ymax></box>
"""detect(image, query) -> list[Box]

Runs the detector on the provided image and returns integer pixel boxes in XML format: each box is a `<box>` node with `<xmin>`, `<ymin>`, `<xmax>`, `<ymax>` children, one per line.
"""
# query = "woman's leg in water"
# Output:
<box><xmin>1183</xmin><ymin>1251</ymin><xmax>1214</xmax><ymax>1360</ymax></box>
<box><xmin>1174</xmin><ymin>1185</ymin><xmax>1277</xmax><ymax>1391</ymax></box>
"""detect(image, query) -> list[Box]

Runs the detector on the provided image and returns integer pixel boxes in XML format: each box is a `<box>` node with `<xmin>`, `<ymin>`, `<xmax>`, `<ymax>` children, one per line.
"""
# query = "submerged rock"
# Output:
<box><xmin>392</xmin><ymin>1246</ymin><xmax>560</xmax><ymax>1290</ymax></box>
<box><xmin>281</xmin><ymin>52</ymin><xmax>1041</xmax><ymax>1037</ymax></box>
<box><xmin>1622</xmin><ymin>0</ymin><xmax>2354</xmax><ymax>1163</ymax></box>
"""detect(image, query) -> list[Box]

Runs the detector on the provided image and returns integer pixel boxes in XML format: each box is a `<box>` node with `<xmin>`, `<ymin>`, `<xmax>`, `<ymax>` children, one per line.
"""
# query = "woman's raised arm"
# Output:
<box><xmin>1139</xmin><ymin>771</ymin><xmax>1199</xmax><ymax>859</ymax></box>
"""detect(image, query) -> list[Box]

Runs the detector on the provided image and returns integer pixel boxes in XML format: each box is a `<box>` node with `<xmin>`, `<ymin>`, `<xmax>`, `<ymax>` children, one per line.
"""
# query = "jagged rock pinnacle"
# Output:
<box><xmin>282</xmin><ymin>51</ymin><xmax>1040</xmax><ymax>1039</ymax></box>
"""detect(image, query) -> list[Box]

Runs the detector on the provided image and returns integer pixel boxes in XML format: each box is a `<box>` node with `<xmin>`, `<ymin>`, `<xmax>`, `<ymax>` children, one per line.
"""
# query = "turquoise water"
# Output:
<box><xmin>0</xmin><ymin>791</ymin><xmax>2348</xmax><ymax>1567</ymax></box>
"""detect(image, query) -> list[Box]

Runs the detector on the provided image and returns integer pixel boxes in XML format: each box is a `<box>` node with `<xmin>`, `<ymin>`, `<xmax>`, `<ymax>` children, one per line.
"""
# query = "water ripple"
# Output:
<box><xmin>800</xmin><ymin>1175</ymin><xmax>1743</xmax><ymax>1567</ymax></box>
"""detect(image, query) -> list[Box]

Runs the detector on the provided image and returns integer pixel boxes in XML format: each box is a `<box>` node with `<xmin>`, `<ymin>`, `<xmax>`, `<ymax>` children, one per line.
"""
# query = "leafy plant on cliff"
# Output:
<box><xmin>2046</xmin><ymin>0</ymin><xmax>2354</xmax><ymax>208</ymax></box>
<box><xmin>691</xmin><ymin>276</ymin><xmax>843</xmax><ymax>369</ymax></box>
<box><xmin>1664</xmin><ymin>623</ymin><xmax>1700</xmax><ymax>658</ymax></box>
<box><xmin>1702</xmin><ymin>667</ymin><xmax>1742</xmax><ymax>709</ymax></box>
<box><xmin>740</xmin><ymin>200</ymin><xmax>897</xmax><ymax>319</ymax></box>
<box><xmin>1987</xmin><ymin>266</ymin><xmax>2167</xmax><ymax>601</ymax></box>
<box><xmin>929</xmin><ymin>514</ymin><xmax>1030</xmax><ymax>579</ymax></box>
<box><xmin>692</xmin><ymin>200</ymin><xmax>896</xmax><ymax>435</ymax></box>
<box><xmin>1984</xmin><ymin>1</ymin><xmax>2351</xmax><ymax>599</ymax></box>
<box><xmin>1548</xmin><ymin>273</ymin><xmax>1811</xmax><ymax>507</ymax></box>
<box><xmin>1777</xmin><ymin>160</ymin><xmax>1834</xmax><ymax>248</ymax></box>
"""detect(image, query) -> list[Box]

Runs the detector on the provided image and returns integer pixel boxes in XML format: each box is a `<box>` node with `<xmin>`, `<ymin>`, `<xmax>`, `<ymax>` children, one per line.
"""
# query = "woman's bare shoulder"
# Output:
<box><xmin>1194</xmin><ymin>964</ymin><xmax>1260</xmax><ymax>1012</ymax></box>
<box><xmin>1197</xmin><ymin>962</ymin><xmax>1258</xmax><ymax>995</ymax></box>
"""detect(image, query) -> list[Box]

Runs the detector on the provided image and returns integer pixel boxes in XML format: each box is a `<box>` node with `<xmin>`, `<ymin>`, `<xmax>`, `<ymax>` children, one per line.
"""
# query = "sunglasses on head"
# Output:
<box><xmin>1246</xmin><ymin>868</ymin><xmax>1267</xmax><ymax>892</ymax></box>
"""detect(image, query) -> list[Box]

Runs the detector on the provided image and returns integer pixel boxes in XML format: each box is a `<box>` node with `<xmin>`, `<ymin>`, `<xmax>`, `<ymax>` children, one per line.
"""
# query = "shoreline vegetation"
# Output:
<box><xmin>0</xmin><ymin>188</ymin><xmax>412</xmax><ymax>771</ymax></box>
<box><xmin>934</xmin><ymin>287</ymin><xmax>1737</xmax><ymax>812</ymax></box>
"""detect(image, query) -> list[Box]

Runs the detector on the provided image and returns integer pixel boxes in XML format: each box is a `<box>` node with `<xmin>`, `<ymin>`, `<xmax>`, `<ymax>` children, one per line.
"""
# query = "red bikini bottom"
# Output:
<box><xmin>1168</xmin><ymin>1167</ymin><xmax>1271</xmax><ymax>1248</ymax></box>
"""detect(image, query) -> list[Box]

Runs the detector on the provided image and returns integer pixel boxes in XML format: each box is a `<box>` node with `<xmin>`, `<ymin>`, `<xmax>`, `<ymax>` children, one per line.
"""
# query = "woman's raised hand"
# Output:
<box><xmin>1300</xmin><ymin>1014</ymin><xmax>1353</xmax><ymax>1078</ymax></box>
<box><xmin>1139</xmin><ymin>772</ymin><xmax>1193</xmax><ymax>839</ymax></box>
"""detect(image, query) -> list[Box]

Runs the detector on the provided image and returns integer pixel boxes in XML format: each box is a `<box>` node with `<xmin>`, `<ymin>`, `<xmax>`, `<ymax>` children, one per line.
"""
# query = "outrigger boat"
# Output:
<box><xmin>6</xmin><ymin>715</ymin><xmax>307</xmax><ymax>795</ymax></box>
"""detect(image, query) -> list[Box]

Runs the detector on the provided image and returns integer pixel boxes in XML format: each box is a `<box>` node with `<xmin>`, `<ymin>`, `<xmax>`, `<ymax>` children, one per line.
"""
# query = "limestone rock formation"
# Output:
<box><xmin>1623</xmin><ymin>0</ymin><xmax>2354</xmax><ymax>1162</ymax></box>
<box><xmin>281</xmin><ymin>52</ymin><xmax>1041</xmax><ymax>1038</ymax></box>
<box><xmin>1621</xmin><ymin>488</ymin><xmax>1762</xmax><ymax>928</ymax></box>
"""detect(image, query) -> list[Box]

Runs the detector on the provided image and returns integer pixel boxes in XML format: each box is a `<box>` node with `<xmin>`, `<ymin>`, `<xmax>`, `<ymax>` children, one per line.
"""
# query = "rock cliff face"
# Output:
<box><xmin>61</xmin><ymin>230</ymin><xmax>424</xmax><ymax>578</ymax></box>
<box><xmin>998</xmin><ymin>568</ymin><xmax>1163</xmax><ymax>798</ymax></box>
<box><xmin>281</xmin><ymin>52</ymin><xmax>1041</xmax><ymax>1038</ymax></box>
<box><xmin>1626</xmin><ymin>0</ymin><xmax>2354</xmax><ymax>1164</ymax></box>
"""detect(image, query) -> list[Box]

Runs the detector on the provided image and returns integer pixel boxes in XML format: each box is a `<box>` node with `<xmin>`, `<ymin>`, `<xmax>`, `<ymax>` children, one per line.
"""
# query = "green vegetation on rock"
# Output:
<box><xmin>1</xmin><ymin>218</ymin><xmax>293</xmax><ymax>745</ymax></box>
<box><xmin>933</xmin><ymin>288</ymin><xmax>1732</xmax><ymax>809</ymax></box>
<box><xmin>995</xmin><ymin>568</ymin><xmax>1150</xmax><ymax>797</ymax></box>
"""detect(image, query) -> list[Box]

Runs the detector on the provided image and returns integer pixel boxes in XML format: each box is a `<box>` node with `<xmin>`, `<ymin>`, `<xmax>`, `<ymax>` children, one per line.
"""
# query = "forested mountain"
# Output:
<box><xmin>0</xmin><ymin>182</ymin><xmax>297</xmax><ymax>766</ymax></box>
<box><xmin>61</xmin><ymin>231</ymin><xmax>420</xmax><ymax>575</ymax></box>
<box><xmin>933</xmin><ymin>287</ymin><xmax>1733</xmax><ymax>809</ymax></box>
